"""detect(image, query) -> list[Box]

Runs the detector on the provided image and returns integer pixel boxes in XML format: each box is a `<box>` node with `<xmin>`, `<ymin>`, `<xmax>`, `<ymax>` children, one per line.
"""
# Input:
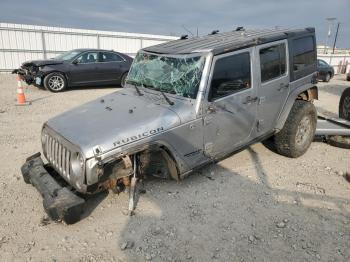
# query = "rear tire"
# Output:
<box><xmin>273</xmin><ymin>100</ymin><xmax>317</xmax><ymax>158</ymax></box>
<box><xmin>339</xmin><ymin>87</ymin><xmax>350</xmax><ymax>121</ymax></box>
<box><xmin>44</xmin><ymin>72</ymin><xmax>67</xmax><ymax>92</ymax></box>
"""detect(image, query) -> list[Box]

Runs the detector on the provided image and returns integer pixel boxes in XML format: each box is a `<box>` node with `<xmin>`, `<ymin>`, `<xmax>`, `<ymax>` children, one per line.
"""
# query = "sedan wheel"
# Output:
<box><xmin>324</xmin><ymin>73</ymin><xmax>331</xmax><ymax>82</ymax></box>
<box><xmin>44</xmin><ymin>72</ymin><xmax>67</xmax><ymax>92</ymax></box>
<box><xmin>121</xmin><ymin>72</ymin><xmax>128</xmax><ymax>88</ymax></box>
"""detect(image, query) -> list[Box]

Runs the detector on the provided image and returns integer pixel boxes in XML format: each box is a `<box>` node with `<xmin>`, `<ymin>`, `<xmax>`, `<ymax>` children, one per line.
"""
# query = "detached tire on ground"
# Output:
<box><xmin>273</xmin><ymin>100</ymin><xmax>317</xmax><ymax>158</ymax></box>
<box><xmin>339</xmin><ymin>87</ymin><xmax>350</xmax><ymax>121</ymax></box>
<box><xmin>327</xmin><ymin>136</ymin><xmax>350</xmax><ymax>149</ymax></box>
<box><xmin>44</xmin><ymin>72</ymin><xmax>67</xmax><ymax>92</ymax></box>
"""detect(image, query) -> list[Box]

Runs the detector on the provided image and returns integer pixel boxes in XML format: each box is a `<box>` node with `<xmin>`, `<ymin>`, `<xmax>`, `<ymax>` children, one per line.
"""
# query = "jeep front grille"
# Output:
<box><xmin>45</xmin><ymin>134</ymin><xmax>72</xmax><ymax>178</ymax></box>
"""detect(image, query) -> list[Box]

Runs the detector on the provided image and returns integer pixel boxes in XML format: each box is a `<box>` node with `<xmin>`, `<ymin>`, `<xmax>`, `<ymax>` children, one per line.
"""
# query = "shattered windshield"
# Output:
<box><xmin>55</xmin><ymin>50</ymin><xmax>81</xmax><ymax>61</ymax></box>
<box><xmin>126</xmin><ymin>52</ymin><xmax>206</xmax><ymax>99</ymax></box>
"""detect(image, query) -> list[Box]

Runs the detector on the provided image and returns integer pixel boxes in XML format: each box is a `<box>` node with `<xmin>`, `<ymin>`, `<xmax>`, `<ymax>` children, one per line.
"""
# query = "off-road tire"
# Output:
<box><xmin>120</xmin><ymin>72</ymin><xmax>128</xmax><ymax>88</ymax></box>
<box><xmin>273</xmin><ymin>100</ymin><xmax>317</xmax><ymax>158</ymax></box>
<box><xmin>339</xmin><ymin>87</ymin><xmax>350</xmax><ymax>121</ymax></box>
<box><xmin>44</xmin><ymin>72</ymin><xmax>67</xmax><ymax>92</ymax></box>
<box><xmin>327</xmin><ymin>136</ymin><xmax>350</xmax><ymax>149</ymax></box>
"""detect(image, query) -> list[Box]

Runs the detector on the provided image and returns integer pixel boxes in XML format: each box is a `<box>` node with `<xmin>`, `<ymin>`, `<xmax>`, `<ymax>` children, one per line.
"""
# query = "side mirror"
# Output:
<box><xmin>72</xmin><ymin>60</ymin><xmax>78</xmax><ymax>65</ymax></box>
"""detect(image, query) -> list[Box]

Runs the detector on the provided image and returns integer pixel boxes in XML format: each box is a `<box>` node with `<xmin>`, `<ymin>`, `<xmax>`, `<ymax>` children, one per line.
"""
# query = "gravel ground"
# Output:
<box><xmin>0</xmin><ymin>74</ymin><xmax>349</xmax><ymax>262</ymax></box>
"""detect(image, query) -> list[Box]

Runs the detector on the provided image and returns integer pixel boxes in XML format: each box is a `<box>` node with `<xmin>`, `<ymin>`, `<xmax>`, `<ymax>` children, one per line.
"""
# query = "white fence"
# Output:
<box><xmin>317</xmin><ymin>54</ymin><xmax>350</xmax><ymax>74</ymax></box>
<box><xmin>0</xmin><ymin>23</ymin><xmax>178</xmax><ymax>72</ymax></box>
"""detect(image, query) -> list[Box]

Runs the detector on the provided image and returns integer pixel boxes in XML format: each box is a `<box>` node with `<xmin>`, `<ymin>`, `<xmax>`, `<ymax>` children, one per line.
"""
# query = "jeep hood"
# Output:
<box><xmin>23</xmin><ymin>59</ymin><xmax>63</xmax><ymax>67</ymax></box>
<box><xmin>45</xmin><ymin>89</ymin><xmax>182</xmax><ymax>159</ymax></box>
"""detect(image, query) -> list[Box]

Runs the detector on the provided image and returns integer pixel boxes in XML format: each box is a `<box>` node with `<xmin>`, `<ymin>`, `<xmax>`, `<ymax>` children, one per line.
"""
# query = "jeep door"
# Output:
<box><xmin>203</xmin><ymin>48</ymin><xmax>258</xmax><ymax>157</ymax></box>
<box><xmin>255</xmin><ymin>40</ymin><xmax>289</xmax><ymax>135</ymax></box>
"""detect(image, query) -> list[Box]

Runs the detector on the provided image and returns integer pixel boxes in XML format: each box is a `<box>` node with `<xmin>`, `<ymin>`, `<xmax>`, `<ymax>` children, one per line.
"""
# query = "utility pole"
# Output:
<box><xmin>332</xmin><ymin>22</ymin><xmax>340</xmax><ymax>54</ymax></box>
<box><xmin>325</xmin><ymin>17</ymin><xmax>336</xmax><ymax>54</ymax></box>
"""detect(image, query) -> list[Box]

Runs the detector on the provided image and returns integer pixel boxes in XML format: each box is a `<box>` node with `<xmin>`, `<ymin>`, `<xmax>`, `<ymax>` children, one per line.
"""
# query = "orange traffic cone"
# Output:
<box><xmin>16</xmin><ymin>75</ymin><xmax>31</xmax><ymax>106</ymax></box>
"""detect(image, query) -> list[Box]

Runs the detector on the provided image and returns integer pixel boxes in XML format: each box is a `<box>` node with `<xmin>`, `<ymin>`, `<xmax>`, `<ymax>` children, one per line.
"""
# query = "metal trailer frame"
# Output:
<box><xmin>316</xmin><ymin>115</ymin><xmax>350</xmax><ymax>137</ymax></box>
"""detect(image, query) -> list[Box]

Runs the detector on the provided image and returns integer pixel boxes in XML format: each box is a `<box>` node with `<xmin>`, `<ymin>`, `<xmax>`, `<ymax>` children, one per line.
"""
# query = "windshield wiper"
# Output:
<box><xmin>160</xmin><ymin>91</ymin><xmax>174</xmax><ymax>106</ymax></box>
<box><xmin>127</xmin><ymin>81</ymin><xmax>143</xmax><ymax>96</ymax></box>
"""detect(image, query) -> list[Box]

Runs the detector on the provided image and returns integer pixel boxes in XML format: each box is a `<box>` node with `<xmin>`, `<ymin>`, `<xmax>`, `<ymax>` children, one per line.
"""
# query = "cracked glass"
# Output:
<box><xmin>127</xmin><ymin>52</ymin><xmax>206</xmax><ymax>99</ymax></box>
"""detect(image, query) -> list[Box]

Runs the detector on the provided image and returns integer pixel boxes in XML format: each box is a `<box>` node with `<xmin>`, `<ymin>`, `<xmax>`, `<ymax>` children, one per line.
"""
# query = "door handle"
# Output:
<box><xmin>278</xmin><ymin>83</ymin><xmax>289</xmax><ymax>91</ymax></box>
<box><xmin>242</xmin><ymin>96</ymin><xmax>258</xmax><ymax>104</ymax></box>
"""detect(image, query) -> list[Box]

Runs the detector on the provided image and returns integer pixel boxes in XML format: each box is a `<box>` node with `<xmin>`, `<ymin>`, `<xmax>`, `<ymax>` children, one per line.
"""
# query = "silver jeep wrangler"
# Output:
<box><xmin>22</xmin><ymin>27</ymin><xmax>319</xmax><ymax>223</ymax></box>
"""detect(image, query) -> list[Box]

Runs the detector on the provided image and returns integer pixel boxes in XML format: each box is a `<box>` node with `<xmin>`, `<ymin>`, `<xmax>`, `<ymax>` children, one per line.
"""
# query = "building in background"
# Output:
<box><xmin>0</xmin><ymin>23</ymin><xmax>178</xmax><ymax>72</ymax></box>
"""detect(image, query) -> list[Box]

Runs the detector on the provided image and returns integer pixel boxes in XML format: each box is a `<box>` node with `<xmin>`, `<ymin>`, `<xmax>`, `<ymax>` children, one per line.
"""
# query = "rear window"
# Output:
<box><xmin>101</xmin><ymin>52</ymin><xmax>124</xmax><ymax>62</ymax></box>
<box><xmin>260</xmin><ymin>43</ymin><xmax>286</xmax><ymax>82</ymax></box>
<box><xmin>293</xmin><ymin>36</ymin><xmax>315</xmax><ymax>72</ymax></box>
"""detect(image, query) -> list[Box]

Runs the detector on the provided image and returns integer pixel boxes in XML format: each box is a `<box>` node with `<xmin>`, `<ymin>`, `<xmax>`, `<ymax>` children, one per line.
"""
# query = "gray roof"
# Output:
<box><xmin>143</xmin><ymin>28</ymin><xmax>315</xmax><ymax>55</ymax></box>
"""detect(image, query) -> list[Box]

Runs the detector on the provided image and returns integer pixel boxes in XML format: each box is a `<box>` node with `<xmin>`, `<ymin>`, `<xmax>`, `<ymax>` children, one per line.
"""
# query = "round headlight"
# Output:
<box><xmin>71</xmin><ymin>152</ymin><xmax>84</xmax><ymax>177</ymax></box>
<box><xmin>79</xmin><ymin>155</ymin><xmax>84</xmax><ymax>168</ymax></box>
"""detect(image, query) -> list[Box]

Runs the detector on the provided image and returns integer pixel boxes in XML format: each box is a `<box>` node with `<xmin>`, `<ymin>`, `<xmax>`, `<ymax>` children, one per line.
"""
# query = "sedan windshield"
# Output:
<box><xmin>55</xmin><ymin>50</ymin><xmax>81</xmax><ymax>61</ymax></box>
<box><xmin>127</xmin><ymin>52</ymin><xmax>206</xmax><ymax>99</ymax></box>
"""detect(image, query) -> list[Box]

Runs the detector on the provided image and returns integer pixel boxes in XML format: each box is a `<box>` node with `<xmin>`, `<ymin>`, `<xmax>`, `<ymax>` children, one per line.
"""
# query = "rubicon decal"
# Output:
<box><xmin>113</xmin><ymin>127</ymin><xmax>164</xmax><ymax>146</ymax></box>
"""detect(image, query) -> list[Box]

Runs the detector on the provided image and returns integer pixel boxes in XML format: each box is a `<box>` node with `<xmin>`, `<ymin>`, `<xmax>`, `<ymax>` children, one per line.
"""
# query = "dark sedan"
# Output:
<box><xmin>317</xmin><ymin>59</ymin><xmax>334</xmax><ymax>82</ymax></box>
<box><xmin>13</xmin><ymin>49</ymin><xmax>133</xmax><ymax>92</ymax></box>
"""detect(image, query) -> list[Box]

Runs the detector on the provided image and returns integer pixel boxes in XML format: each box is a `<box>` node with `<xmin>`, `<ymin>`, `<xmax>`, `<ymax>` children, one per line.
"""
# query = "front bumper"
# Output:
<box><xmin>21</xmin><ymin>152</ymin><xmax>85</xmax><ymax>224</ymax></box>
<box><xmin>12</xmin><ymin>68</ymin><xmax>43</xmax><ymax>85</ymax></box>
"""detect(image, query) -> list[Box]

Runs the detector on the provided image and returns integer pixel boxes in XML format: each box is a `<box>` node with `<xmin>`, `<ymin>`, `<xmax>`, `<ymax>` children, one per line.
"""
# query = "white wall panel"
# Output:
<box><xmin>0</xmin><ymin>51</ymin><xmax>43</xmax><ymax>70</ymax></box>
<box><xmin>142</xmin><ymin>39</ymin><xmax>167</xmax><ymax>48</ymax></box>
<box><xmin>44</xmin><ymin>33</ymin><xmax>97</xmax><ymax>51</ymax></box>
<box><xmin>99</xmin><ymin>36</ymin><xmax>141</xmax><ymax>54</ymax></box>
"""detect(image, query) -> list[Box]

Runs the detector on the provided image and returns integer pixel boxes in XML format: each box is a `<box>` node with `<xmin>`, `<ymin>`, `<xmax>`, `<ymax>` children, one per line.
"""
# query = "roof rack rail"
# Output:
<box><xmin>209</xmin><ymin>30</ymin><xmax>219</xmax><ymax>35</ymax></box>
<box><xmin>180</xmin><ymin>34</ymin><xmax>188</xmax><ymax>40</ymax></box>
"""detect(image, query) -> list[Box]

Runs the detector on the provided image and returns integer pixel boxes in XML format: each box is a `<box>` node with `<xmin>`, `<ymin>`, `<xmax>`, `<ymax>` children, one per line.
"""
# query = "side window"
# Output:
<box><xmin>210</xmin><ymin>52</ymin><xmax>251</xmax><ymax>101</ymax></box>
<box><xmin>318</xmin><ymin>60</ymin><xmax>327</xmax><ymax>67</ymax></box>
<box><xmin>101</xmin><ymin>52</ymin><xmax>124</xmax><ymax>62</ymax></box>
<box><xmin>260</xmin><ymin>43</ymin><xmax>286</xmax><ymax>82</ymax></box>
<box><xmin>293</xmin><ymin>36</ymin><xmax>315</xmax><ymax>71</ymax></box>
<box><xmin>75</xmin><ymin>52</ymin><xmax>98</xmax><ymax>64</ymax></box>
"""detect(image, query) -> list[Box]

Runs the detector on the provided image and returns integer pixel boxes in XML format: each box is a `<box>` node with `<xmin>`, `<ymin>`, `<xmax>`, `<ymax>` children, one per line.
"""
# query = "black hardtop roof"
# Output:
<box><xmin>143</xmin><ymin>28</ymin><xmax>315</xmax><ymax>55</ymax></box>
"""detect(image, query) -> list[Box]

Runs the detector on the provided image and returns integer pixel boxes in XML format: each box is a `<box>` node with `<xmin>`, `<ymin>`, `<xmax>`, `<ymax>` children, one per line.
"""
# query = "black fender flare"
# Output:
<box><xmin>275</xmin><ymin>84</ymin><xmax>318</xmax><ymax>130</ymax></box>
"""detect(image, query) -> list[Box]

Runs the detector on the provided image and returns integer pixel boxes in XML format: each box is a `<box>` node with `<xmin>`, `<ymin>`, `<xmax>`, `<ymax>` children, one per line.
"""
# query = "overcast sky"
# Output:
<box><xmin>1</xmin><ymin>0</ymin><xmax>349</xmax><ymax>47</ymax></box>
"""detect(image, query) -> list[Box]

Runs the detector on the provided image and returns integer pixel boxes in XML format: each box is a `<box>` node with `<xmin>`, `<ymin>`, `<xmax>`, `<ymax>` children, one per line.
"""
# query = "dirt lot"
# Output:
<box><xmin>0</xmin><ymin>74</ymin><xmax>349</xmax><ymax>262</ymax></box>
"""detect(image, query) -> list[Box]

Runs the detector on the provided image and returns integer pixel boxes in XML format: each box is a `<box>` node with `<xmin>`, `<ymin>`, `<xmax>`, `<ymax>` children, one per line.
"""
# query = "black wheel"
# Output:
<box><xmin>327</xmin><ymin>136</ymin><xmax>350</xmax><ymax>149</ymax></box>
<box><xmin>324</xmin><ymin>73</ymin><xmax>331</xmax><ymax>82</ymax></box>
<box><xmin>339</xmin><ymin>87</ymin><xmax>350</xmax><ymax>121</ymax></box>
<box><xmin>44</xmin><ymin>72</ymin><xmax>67</xmax><ymax>92</ymax></box>
<box><xmin>273</xmin><ymin>100</ymin><xmax>317</xmax><ymax>158</ymax></box>
<box><xmin>120</xmin><ymin>72</ymin><xmax>128</xmax><ymax>88</ymax></box>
